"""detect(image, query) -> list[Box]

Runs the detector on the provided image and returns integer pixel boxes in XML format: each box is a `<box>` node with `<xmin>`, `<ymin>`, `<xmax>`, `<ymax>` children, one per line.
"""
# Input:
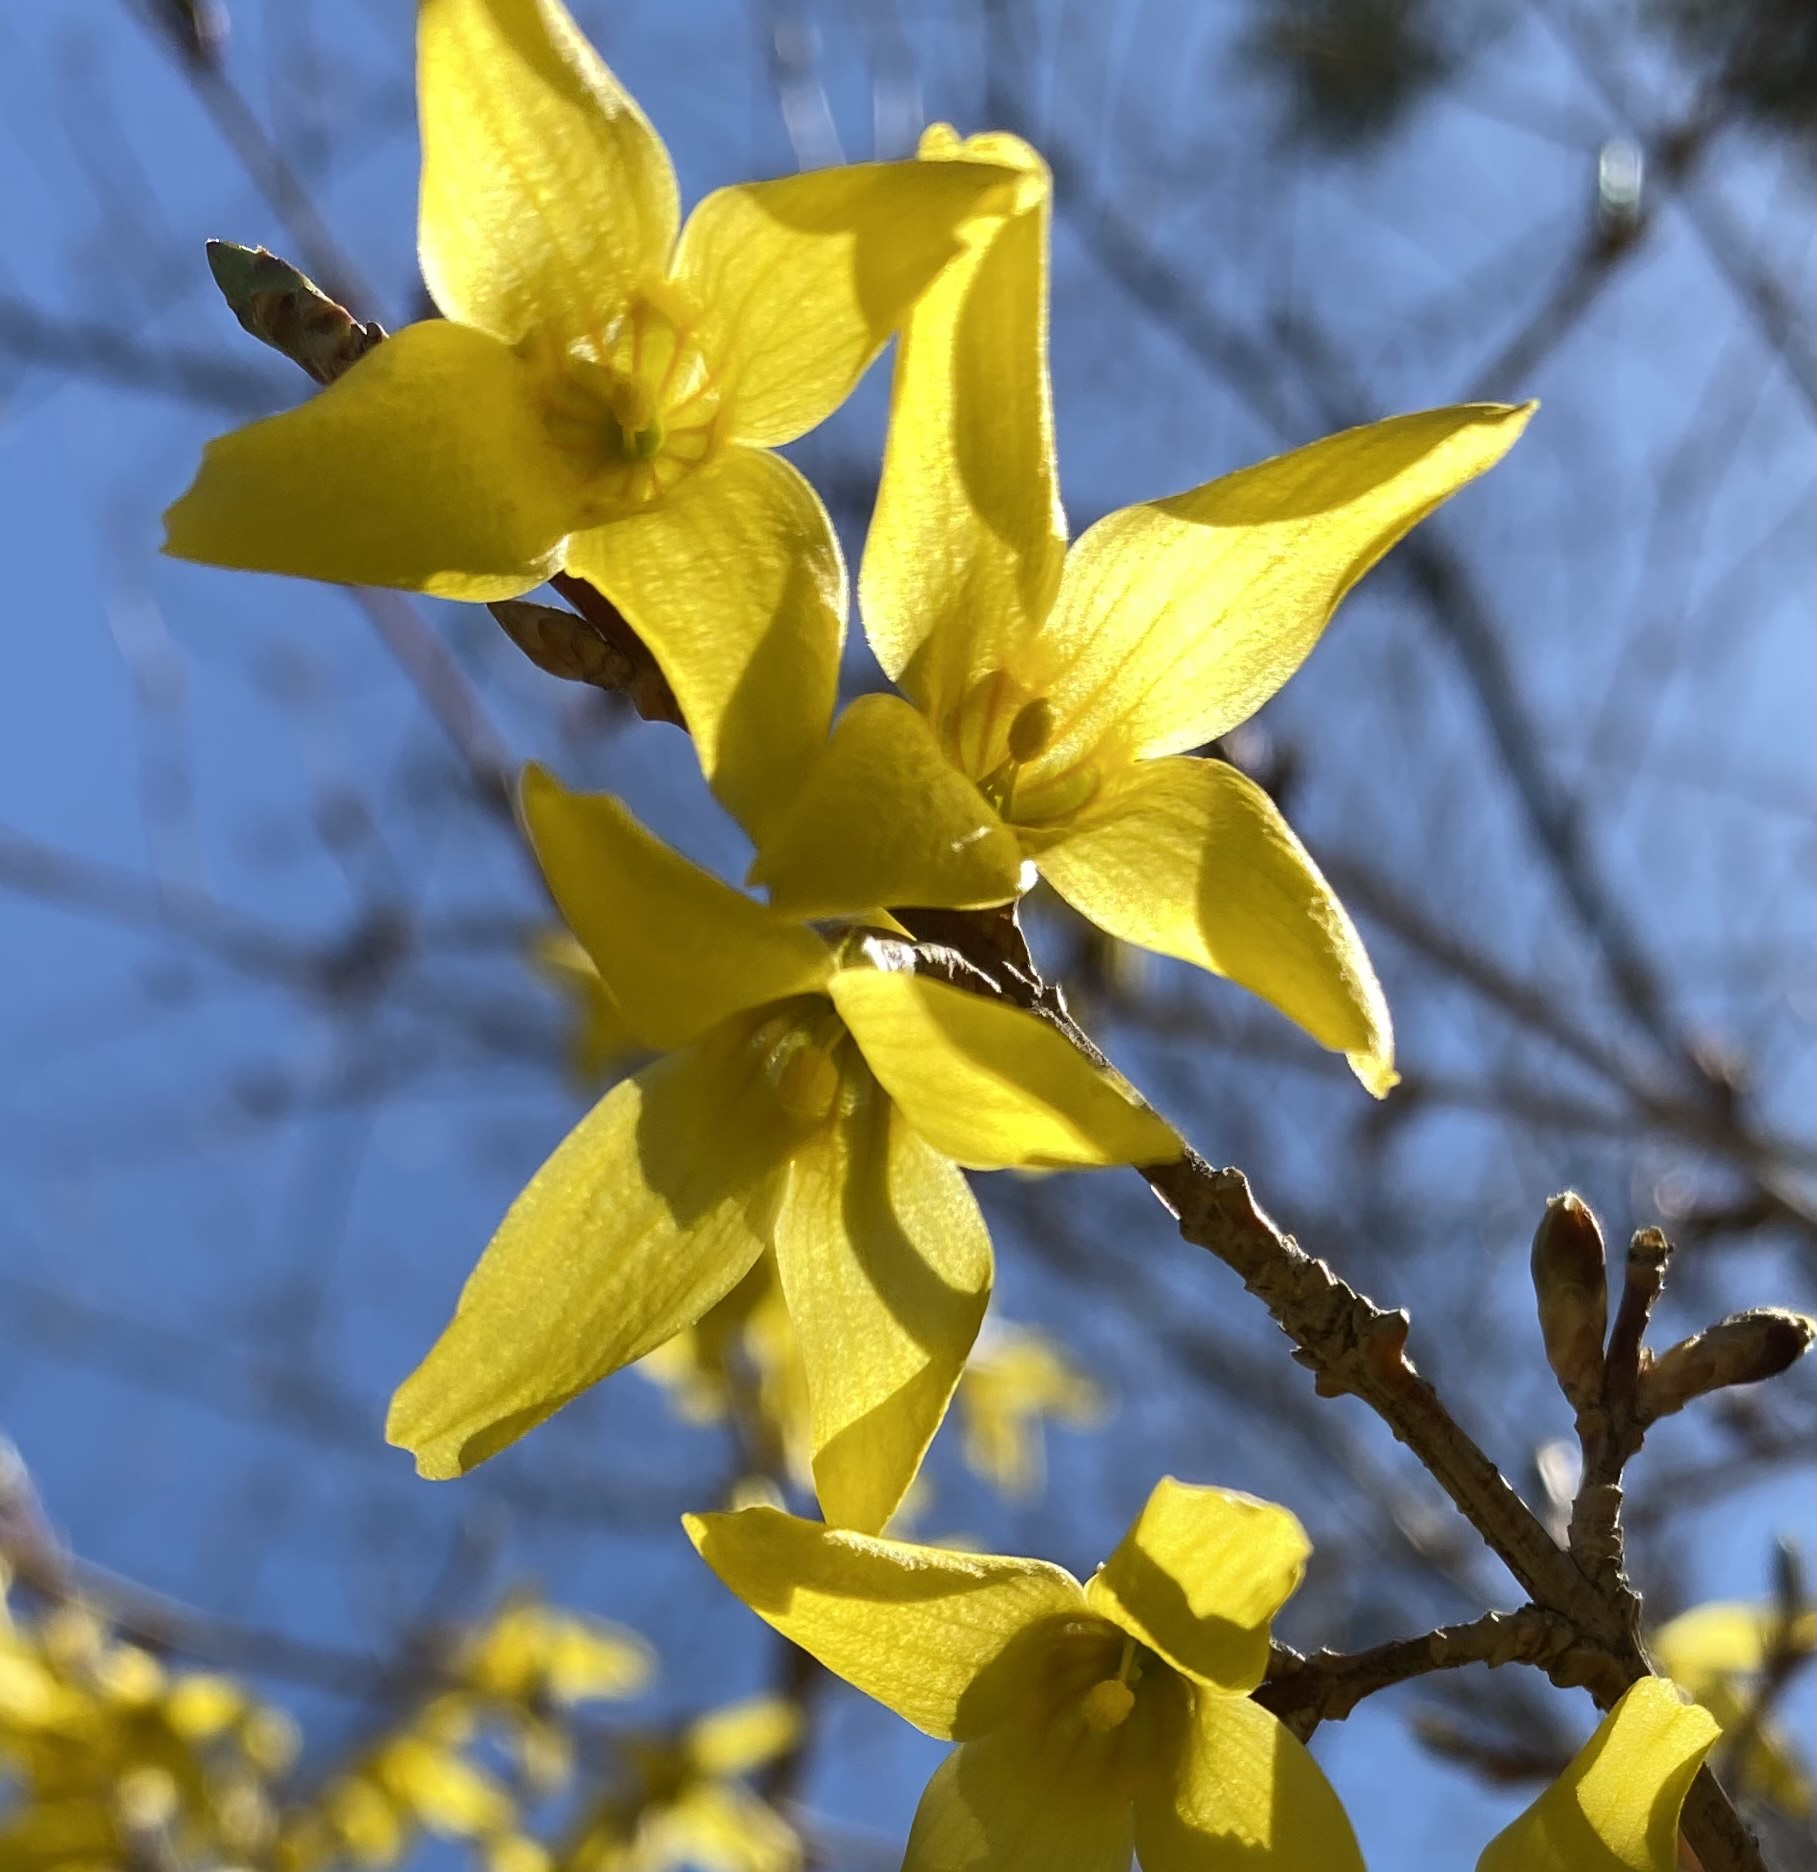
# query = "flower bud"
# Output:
<box><xmin>1530</xmin><ymin>1192</ymin><xmax>1608</xmax><ymax>1410</ymax></box>
<box><xmin>1637</xmin><ymin>1308</ymin><xmax>1816</xmax><ymax>1422</ymax></box>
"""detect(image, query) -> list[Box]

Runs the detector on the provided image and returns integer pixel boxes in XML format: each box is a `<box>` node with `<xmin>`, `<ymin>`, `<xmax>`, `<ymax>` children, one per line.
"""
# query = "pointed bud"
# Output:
<box><xmin>205</xmin><ymin>241</ymin><xmax>384</xmax><ymax>386</ymax></box>
<box><xmin>1637</xmin><ymin>1308</ymin><xmax>1816</xmax><ymax>1422</ymax></box>
<box><xmin>1530</xmin><ymin>1192</ymin><xmax>1608</xmax><ymax>1410</ymax></box>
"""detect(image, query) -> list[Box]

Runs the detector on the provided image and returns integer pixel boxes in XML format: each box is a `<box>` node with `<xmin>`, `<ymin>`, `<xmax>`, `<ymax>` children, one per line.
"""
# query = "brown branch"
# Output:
<box><xmin>1257</xmin><ymin>1606</ymin><xmax>1577</xmax><ymax>1737</ymax></box>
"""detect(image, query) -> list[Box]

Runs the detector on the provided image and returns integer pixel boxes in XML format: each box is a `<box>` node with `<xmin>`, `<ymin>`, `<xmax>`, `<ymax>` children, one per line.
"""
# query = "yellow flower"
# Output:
<box><xmin>562</xmin><ymin>1696</ymin><xmax>801</xmax><ymax>1872</ymax></box>
<box><xmin>957</xmin><ymin>1321</ymin><xmax>1103</xmax><ymax>1499</ymax></box>
<box><xmin>387</xmin><ymin>767</ymin><xmax>1179</xmax><ymax>1533</ymax></box>
<box><xmin>162</xmin><ymin>0</ymin><xmax>1020</xmax><ymax>838</ymax></box>
<box><xmin>687</xmin><ymin>1478</ymin><xmax>1366</xmax><ymax>1870</ymax></box>
<box><xmin>751</xmin><ymin>128</ymin><xmax>1535</xmax><ymax>1093</ymax></box>
<box><xmin>1476</xmin><ymin>1676</ymin><xmax>1719</xmax><ymax>1871</ymax></box>
<box><xmin>1650</xmin><ymin>1598</ymin><xmax>1815</xmax><ymax>1817</ymax></box>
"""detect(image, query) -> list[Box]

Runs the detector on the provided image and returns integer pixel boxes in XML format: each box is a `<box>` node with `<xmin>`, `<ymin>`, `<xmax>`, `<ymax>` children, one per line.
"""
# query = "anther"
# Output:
<box><xmin>1079</xmin><ymin>1678</ymin><xmax>1135</xmax><ymax>1731</ymax></box>
<box><xmin>1007</xmin><ymin>697</ymin><xmax>1055</xmax><ymax>763</ymax></box>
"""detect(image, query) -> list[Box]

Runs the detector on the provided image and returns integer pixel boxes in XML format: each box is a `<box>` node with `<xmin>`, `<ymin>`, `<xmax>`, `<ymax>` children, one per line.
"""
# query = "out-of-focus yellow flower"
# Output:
<box><xmin>453</xmin><ymin>1594</ymin><xmax>655</xmax><ymax>1791</ymax></box>
<box><xmin>284</xmin><ymin>1695</ymin><xmax>527</xmax><ymax>1872</ymax></box>
<box><xmin>0</xmin><ymin>1577</ymin><xmax>291</xmax><ymax>1871</ymax></box>
<box><xmin>560</xmin><ymin>1696</ymin><xmax>800</xmax><ymax>1872</ymax></box>
<box><xmin>390</xmin><ymin>771</ymin><xmax>1178</xmax><ymax>1534</ymax></box>
<box><xmin>752</xmin><ymin>127</ymin><xmax>1534</xmax><ymax>1094</ymax></box>
<box><xmin>690</xmin><ymin>1478</ymin><xmax>1366</xmax><ymax>1869</ymax></box>
<box><xmin>1476</xmin><ymin>1676</ymin><xmax>1719</xmax><ymax>1871</ymax></box>
<box><xmin>956</xmin><ymin>1321</ymin><xmax>1103</xmax><ymax>1499</ymax></box>
<box><xmin>1651</xmin><ymin>1598</ymin><xmax>1815</xmax><ymax>1817</ymax></box>
<box><xmin>640</xmin><ymin>1272</ymin><xmax>1101</xmax><ymax>1511</ymax></box>
<box><xmin>163</xmin><ymin>0</ymin><xmax>1022</xmax><ymax>838</ymax></box>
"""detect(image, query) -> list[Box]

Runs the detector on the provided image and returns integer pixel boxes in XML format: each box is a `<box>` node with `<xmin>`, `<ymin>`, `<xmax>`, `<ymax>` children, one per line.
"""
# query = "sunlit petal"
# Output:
<box><xmin>775</xmin><ymin>1079</ymin><xmax>992</xmax><ymax>1534</ymax></box>
<box><xmin>860</xmin><ymin>128</ymin><xmax>1065</xmax><ymax>723</ymax></box>
<box><xmin>674</xmin><ymin>155</ymin><xmax>1022</xmax><ymax>448</ymax></box>
<box><xmin>387</xmin><ymin>1021</ymin><xmax>788</xmax><ymax>1477</ymax></box>
<box><xmin>566</xmin><ymin>444</ymin><xmax>845</xmax><ymax>842</ymax></box>
<box><xmin>1476</xmin><ymin>1678</ymin><xmax>1720</xmax><ymax>1872</ymax></box>
<box><xmin>1038</xmin><ymin>756</ymin><xmax>1394</xmax><ymax>1095</ymax></box>
<box><xmin>1035</xmin><ymin>404</ymin><xmax>1534</xmax><ymax>767</ymax></box>
<box><xmin>749</xmin><ymin>694</ymin><xmax>1024</xmax><ymax>919</ymax></box>
<box><xmin>1084</xmin><ymin>1478</ymin><xmax>1309</xmax><ymax>1694</ymax></box>
<box><xmin>418</xmin><ymin>0</ymin><xmax>678</xmax><ymax>340</ymax></box>
<box><xmin>520</xmin><ymin>769</ymin><xmax>830</xmax><ymax>1050</ymax></box>
<box><xmin>904</xmin><ymin>1726</ymin><xmax>1136</xmax><ymax>1872</ymax></box>
<box><xmin>684</xmin><ymin>1506</ymin><xmax>1084</xmax><ymax>1740</ymax></box>
<box><xmin>831</xmin><ymin>969</ymin><xmax>1180</xmax><ymax>1170</ymax></box>
<box><xmin>1134</xmin><ymin>1693</ymin><xmax>1364</xmax><ymax>1871</ymax></box>
<box><xmin>162</xmin><ymin>320</ymin><xmax>583</xmax><ymax>599</ymax></box>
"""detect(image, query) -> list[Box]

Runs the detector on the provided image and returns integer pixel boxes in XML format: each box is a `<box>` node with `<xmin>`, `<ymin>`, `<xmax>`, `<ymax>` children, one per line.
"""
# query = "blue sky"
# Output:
<box><xmin>0</xmin><ymin>1</ymin><xmax>1811</xmax><ymax>1864</ymax></box>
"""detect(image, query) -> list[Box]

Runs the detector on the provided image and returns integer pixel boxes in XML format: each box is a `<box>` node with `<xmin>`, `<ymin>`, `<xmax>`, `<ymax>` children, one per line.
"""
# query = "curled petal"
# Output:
<box><xmin>675</xmin><ymin>155</ymin><xmax>1023</xmax><ymax>448</ymax></box>
<box><xmin>162</xmin><ymin>321</ymin><xmax>584</xmax><ymax>599</ymax></box>
<box><xmin>685</xmin><ymin>1506</ymin><xmax>1085</xmax><ymax>1741</ymax></box>
<box><xmin>860</xmin><ymin>128</ymin><xmax>1065</xmax><ymax>722</ymax></box>
<box><xmin>1084</xmin><ymin>1477</ymin><xmax>1309</xmax><ymax>1694</ymax></box>
<box><xmin>1038</xmin><ymin>756</ymin><xmax>1394</xmax><ymax>1095</ymax></box>
<box><xmin>418</xmin><ymin>0</ymin><xmax>678</xmax><ymax>339</ymax></box>
<box><xmin>1476</xmin><ymin>1678</ymin><xmax>1720</xmax><ymax>1872</ymax></box>
<box><xmin>775</xmin><ymin>1082</ymin><xmax>992</xmax><ymax>1535</ymax></box>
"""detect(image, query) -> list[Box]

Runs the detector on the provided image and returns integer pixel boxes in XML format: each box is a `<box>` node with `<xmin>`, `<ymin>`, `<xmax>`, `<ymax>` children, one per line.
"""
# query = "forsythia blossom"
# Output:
<box><xmin>162</xmin><ymin>0</ymin><xmax>1020</xmax><ymax>835</ymax></box>
<box><xmin>689</xmin><ymin>1479</ymin><xmax>1370</xmax><ymax>1870</ymax></box>
<box><xmin>388</xmin><ymin>767</ymin><xmax>1179</xmax><ymax>1533</ymax></box>
<box><xmin>751</xmin><ymin>128</ymin><xmax>1533</xmax><ymax>1092</ymax></box>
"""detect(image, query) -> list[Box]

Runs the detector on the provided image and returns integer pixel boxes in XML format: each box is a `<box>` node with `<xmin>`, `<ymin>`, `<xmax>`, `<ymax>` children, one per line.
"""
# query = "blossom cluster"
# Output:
<box><xmin>159</xmin><ymin>1</ymin><xmax>1735</xmax><ymax>1863</ymax></box>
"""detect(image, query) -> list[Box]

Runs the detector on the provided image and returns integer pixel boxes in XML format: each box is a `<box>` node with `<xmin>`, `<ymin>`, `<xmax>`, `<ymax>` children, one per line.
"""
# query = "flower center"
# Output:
<box><xmin>531</xmin><ymin>286</ymin><xmax>724</xmax><ymax>516</ymax></box>
<box><xmin>955</xmin><ymin>670</ymin><xmax>1102</xmax><ymax>832</ymax></box>
<box><xmin>1078</xmin><ymin>1678</ymin><xmax>1135</xmax><ymax>1731</ymax></box>
<box><xmin>746</xmin><ymin>1002</ymin><xmax>863</xmax><ymax>1135</ymax></box>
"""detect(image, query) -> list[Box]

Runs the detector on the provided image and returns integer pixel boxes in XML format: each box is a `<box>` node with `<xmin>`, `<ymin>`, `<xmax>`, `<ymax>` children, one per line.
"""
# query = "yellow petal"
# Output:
<box><xmin>1476</xmin><ymin>1677</ymin><xmax>1720</xmax><ymax>1872</ymax></box>
<box><xmin>775</xmin><ymin>1080</ymin><xmax>992</xmax><ymax>1534</ymax></box>
<box><xmin>673</xmin><ymin>156</ymin><xmax>1023</xmax><ymax>449</ymax></box>
<box><xmin>162</xmin><ymin>320</ymin><xmax>583</xmax><ymax>599</ymax></box>
<box><xmin>520</xmin><ymin>768</ymin><xmax>830</xmax><ymax>1050</ymax></box>
<box><xmin>1083</xmin><ymin>1478</ymin><xmax>1308</xmax><ymax>1693</ymax></box>
<box><xmin>683</xmin><ymin>1506</ymin><xmax>1084</xmax><ymax>1740</ymax></box>
<box><xmin>1134</xmin><ymin>1692</ymin><xmax>1364</xmax><ymax>1871</ymax></box>
<box><xmin>1038</xmin><ymin>756</ymin><xmax>1394</xmax><ymax>1096</ymax></box>
<box><xmin>1651</xmin><ymin>1600</ymin><xmax>1816</xmax><ymax>1683</ymax></box>
<box><xmin>1036</xmin><ymin>404</ymin><xmax>1534</xmax><ymax>767</ymax></box>
<box><xmin>387</xmin><ymin>1021</ymin><xmax>788</xmax><ymax>1477</ymax></box>
<box><xmin>903</xmin><ymin>1727</ymin><xmax>1136</xmax><ymax>1872</ymax></box>
<box><xmin>417</xmin><ymin>0</ymin><xmax>678</xmax><ymax>340</ymax></box>
<box><xmin>830</xmin><ymin>969</ymin><xmax>1180</xmax><ymax>1170</ymax></box>
<box><xmin>749</xmin><ymin>694</ymin><xmax>1025</xmax><ymax>919</ymax></box>
<box><xmin>566</xmin><ymin>444</ymin><xmax>845</xmax><ymax>842</ymax></box>
<box><xmin>685</xmin><ymin>1696</ymin><xmax>802</xmax><ymax>1777</ymax></box>
<box><xmin>859</xmin><ymin>130</ymin><xmax>1065</xmax><ymax>722</ymax></box>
